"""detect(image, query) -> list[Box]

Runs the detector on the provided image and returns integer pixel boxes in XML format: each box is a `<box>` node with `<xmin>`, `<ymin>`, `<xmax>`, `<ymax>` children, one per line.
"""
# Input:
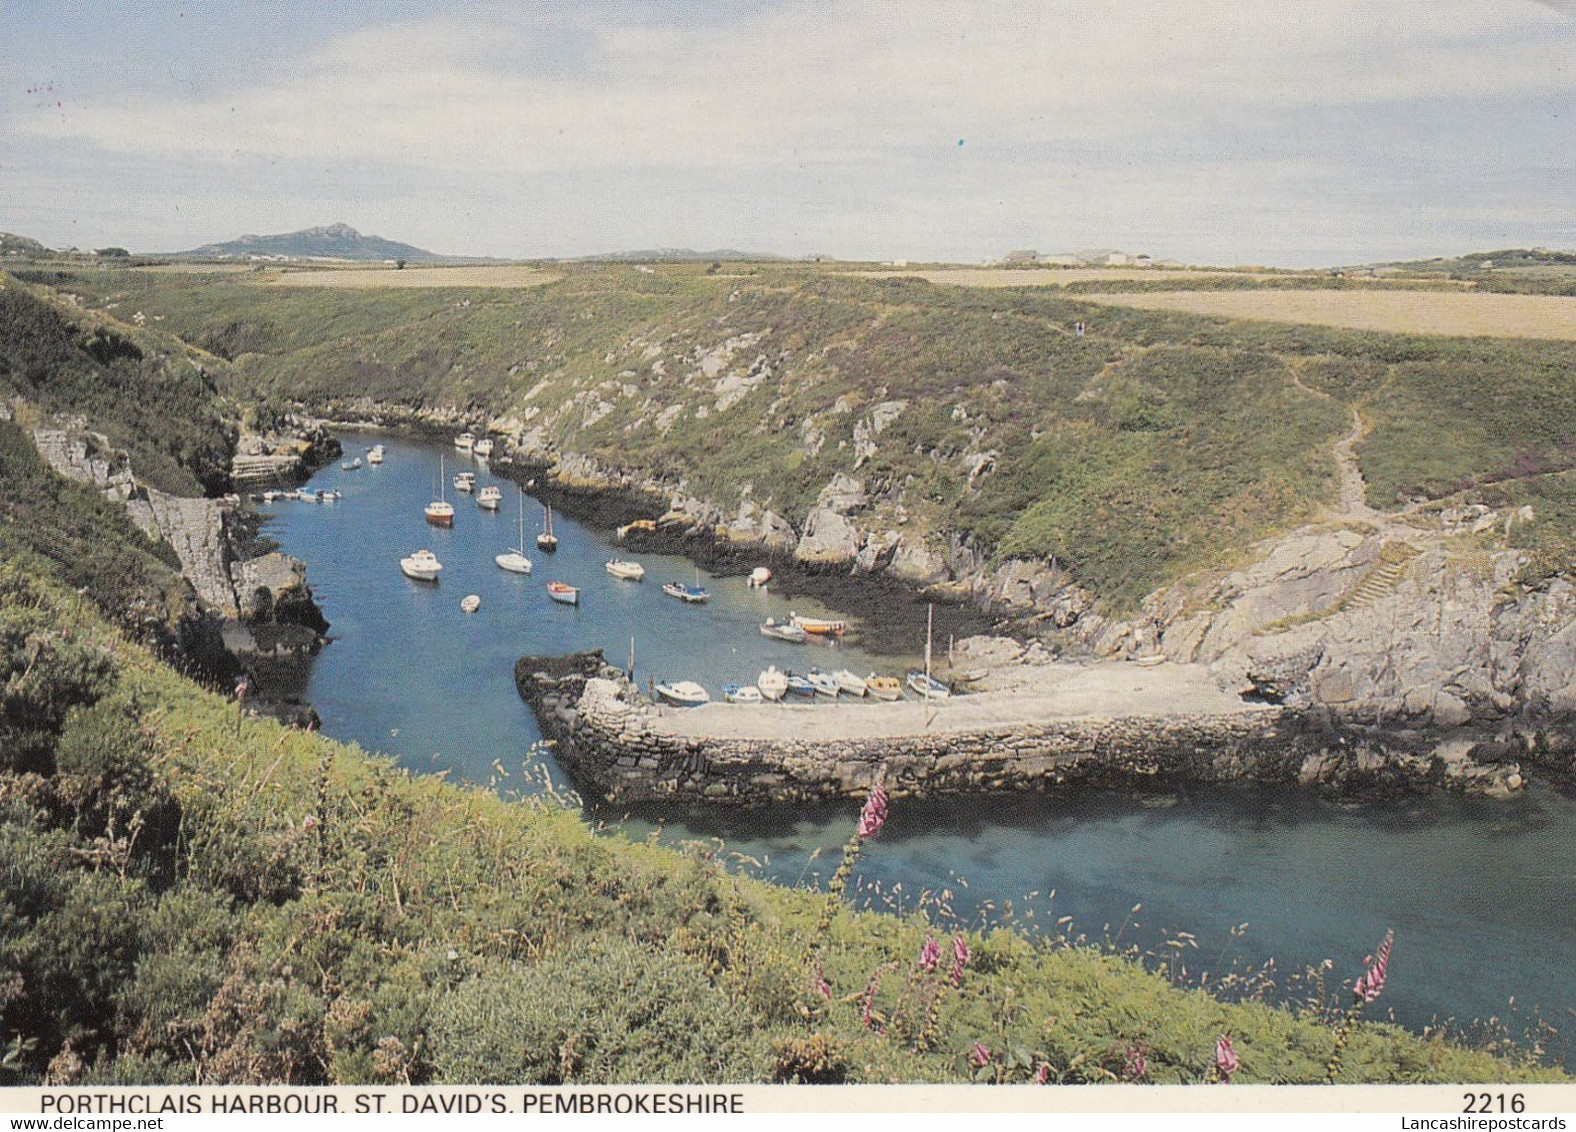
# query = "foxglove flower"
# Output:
<box><xmin>857</xmin><ymin>782</ymin><xmax>888</xmax><ymax>838</ymax></box>
<box><xmin>811</xmin><ymin>964</ymin><xmax>831</xmax><ymax>1001</ymax></box>
<box><xmin>970</xmin><ymin>1042</ymin><xmax>991</xmax><ymax>1068</ymax></box>
<box><xmin>1353</xmin><ymin>929</ymin><xmax>1394</xmax><ymax>1005</ymax></box>
<box><xmin>1214</xmin><ymin>1035</ymin><xmax>1239</xmax><ymax>1082</ymax></box>
<box><xmin>918</xmin><ymin>936</ymin><xmax>941</xmax><ymax>973</ymax></box>
<box><xmin>949</xmin><ymin>934</ymin><xmax>971</xmax><ymax>987</ymax></box>
<box><xmin>1033</xmin><ymin>1061</ymin><xmax>1051</xmax><ymax>1085</ymax></box>
<box><xmin>1122</xmin><ymin>1043</ymin><xmax>1148</xmax><ymax>1081</ymax></box>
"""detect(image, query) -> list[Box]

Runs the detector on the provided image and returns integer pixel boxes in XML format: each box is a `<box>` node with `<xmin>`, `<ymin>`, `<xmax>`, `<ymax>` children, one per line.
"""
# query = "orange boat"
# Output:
<box><xmin>789</xmin><ymin>612</ymin><xmax>846</xmax><ymax>636</ymax></box>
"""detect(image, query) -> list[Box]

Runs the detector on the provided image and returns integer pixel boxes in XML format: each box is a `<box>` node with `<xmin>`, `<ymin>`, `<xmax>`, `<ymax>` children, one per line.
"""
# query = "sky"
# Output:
<box><xmin>1</xmin><ymin>0</ymin><xmax>1573</xmax><ymax>266</ymax></box>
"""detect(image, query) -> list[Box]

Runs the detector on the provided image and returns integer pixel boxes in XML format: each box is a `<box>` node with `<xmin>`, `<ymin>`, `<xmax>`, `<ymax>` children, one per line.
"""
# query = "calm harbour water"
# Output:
<box><xmin>264</xmin><ymin>431</ymin><xmax>1576</xmax><ymax>1063</ymax></box>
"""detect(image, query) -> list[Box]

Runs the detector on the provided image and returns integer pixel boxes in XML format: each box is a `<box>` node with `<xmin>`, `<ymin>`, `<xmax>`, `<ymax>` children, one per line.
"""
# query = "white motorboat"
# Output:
<box><xmin>757</xmin><ymin>666</ymin><xmax>789</xmax><ymax>701</ymax></box>
<box><xmin>722</xmin><ymin>684</ymin><xmax>763</xmax><ymax>704</ymax></box>
<box><xmin>760</xmin><ymin>618</ymin><xmax>808</xmax><ymax>643</ymax></box>
<box><xmin>477</xmin><ymin>485</ymin><xmax>502</xmax><ymax>510</ymax></box>
<box><xmin>806</xmin><ymin>669</ymin><xmax>840</xmax><ymax>697</ymax></box>
<box><xmin>655</xmin><ymin>680</ymin><xmax>710</xmax><ymax>707</ymax></box>
<box><xmin>460</xmin><ymin>594</ymin><xmax>481</xmax><ymax>613</ymax></box>
<box><xmin>605</xmin><ymin>559</ymin><xmax>646</xmax><ymax>581</ymax></box>
<box><xmin>399</xmin><ymin>549</ymin><xmax>443</xmax><ymax>581</ymax></box>
<box><xmin>496</xmin><ymin>489</ymin><xmax>533</xmax><ymax>574</ymax></box>
<box><xmin>367</xmin><ymin>445</ymin><xmax>385</xmax><ymax>464</ymax></box>
<box><xmin>454</xmin><ymin>432</ymin><xmax>475</xmax><ymax>452</ymax></box>
<box><xmin>832</xmin><ymin>669</ymin><xmax>868</xmax><ymax>696</ymax></box>
<box><xmin>340</xmin><ymin>458</ymin><xmax>361</xmax><ymax>470</ymax></box>
<box><xmin>473</xmin><ymin>438</ymin><xmax>494</xmax><ymax>458</ymax></box>
<box><xmin>453</xmin><ymin>471</ymin><xmax>476</xmax><ymax>493</ymax></box>
<box><xmin>748</xmin><ymin>566</ymin><xmax>772</xmax><ymax>588</ymax></box>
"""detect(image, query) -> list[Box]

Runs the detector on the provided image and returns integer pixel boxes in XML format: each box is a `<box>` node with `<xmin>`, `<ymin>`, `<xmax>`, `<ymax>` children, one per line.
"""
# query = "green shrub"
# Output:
<box><xmin>427</xmin><ymin>935</ymin><xmax>770</xmax><ymax>1083</ymax></box>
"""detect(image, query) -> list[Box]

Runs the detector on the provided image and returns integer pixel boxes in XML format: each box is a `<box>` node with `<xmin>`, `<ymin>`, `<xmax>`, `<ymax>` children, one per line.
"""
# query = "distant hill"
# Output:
<box><xmin>1381</xmin><ymin>248</ymin><xmax>1576</xmax><ymax>273</ymax></box>
<box><xmin>180</xmin><ymin>222</ymin><xmax>449</xmax><ymax>263</ymax></box>
<box><xmin>579</xmin><ymin>247</ymin><xmax>790</xmax><ymax>263</ymax></box>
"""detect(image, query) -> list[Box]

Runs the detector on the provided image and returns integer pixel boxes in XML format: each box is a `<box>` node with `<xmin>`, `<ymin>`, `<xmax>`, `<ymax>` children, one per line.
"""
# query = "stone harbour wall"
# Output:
<box><xmin>517</xmin><ymin>653</ymin><xmax>1526</xmax><ymax>807</ymax></box>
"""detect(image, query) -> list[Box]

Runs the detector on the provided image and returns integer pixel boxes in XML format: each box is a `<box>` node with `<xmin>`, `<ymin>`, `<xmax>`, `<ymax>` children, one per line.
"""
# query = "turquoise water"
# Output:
<box><xmin>265</xmin><ymin>431</ymin><xmax>1576</xmax><ymax>1064</ymax></box>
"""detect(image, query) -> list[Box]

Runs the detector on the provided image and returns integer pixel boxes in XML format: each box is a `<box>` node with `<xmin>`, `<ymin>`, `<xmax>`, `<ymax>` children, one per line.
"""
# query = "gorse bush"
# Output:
<box><xmin>429</xmin><ymin>935</ymin><xmax>770</xmax><ymax>1083</ymax></box>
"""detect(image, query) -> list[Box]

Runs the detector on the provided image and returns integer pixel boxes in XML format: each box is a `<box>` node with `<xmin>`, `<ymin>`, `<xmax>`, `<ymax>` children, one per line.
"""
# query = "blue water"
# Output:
<box><xmin>265</xmin><ymin>431</ymin><xmax>1576</xmax><ymax>1065</ymax></box>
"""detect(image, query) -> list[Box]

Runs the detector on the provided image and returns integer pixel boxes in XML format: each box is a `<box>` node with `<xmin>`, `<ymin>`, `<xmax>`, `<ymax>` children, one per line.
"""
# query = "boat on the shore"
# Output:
<box><xmin>832</xmin><ymin>669</ymin><xmax>868</xmax><ymax>696</ymax></box>
<box><xmin>757</xmin><ymin>666</ymin><xmax>788</xmax><ymax>701</ymax></box>
<box><xmin>663</xmin><ymin>581</ymin><xmax>710</xmax><ymax>604</ymax></box>
<box><xmin>790</xmin><ymin>612</ymin><xmax>846</xmax><ymax>637</ymax></box>
<box><xmin>546</xmin><ymin>581</ymin><xmax>579</xmax><ymax>605</ymax></box>
<box><xmin>537</xmin><ymin>504</ymin><xmax>559</xmax><ymax>552</ymax></box>
<box><xmin>867</xmin><ymin>675</ymin><xmax>902</xmax><ymax>701</ymax></box>
<box><xmin>453</xmin><ymin>471</ymin><xmax>476</xmax><ymax>493</ymax></box>
<box><xmin>473</xmin><ymin>437</ymin><xmax>494</xmax><ymax>459</ymax></box>
<box><xmin>605</xmin><ymin>559</ymin><xmax>646</xmax><ymax>581</ymax></box>
<box><xmin>907</xmin><ymin>671</ymin><xmax>951</xmax><ymax>699</ymax></box>
<box><xmin>806</xmin><ymin>669</ymin><xmax>840</xmax><ymax>697</ymax></box>
<box><xmin>655</xmin><ymin>680</ymin><xmax>710</xmax><ymax>707</ymax></box>
<box><xmin>785</xmin><ymin>673</ymin><xmax>816</xmax><ymax>698</ymax></box>
<box><xmin>399</xmin><ymin>549</ymin><xmax>443</xmax><ymax>581</ymax></box>
<box><xmin>760</xmin><ymin>618</ymin><xmax>808</xmax><ymax>643</ymax></box>
<box><xmin>477</xmin><ymin>485</ymin><xmax>502</xmax><ymax>510</ymax></box>
<box><xmin>460</xmin><ymin>594</ymin><xmax>481</xmax><ymax>613</ymax></box>
<box><xmin>454</xmin><ymin>432</ymin><xmax>475</xmax><ymax>452</ymax></box>
<box><xmin>496</xmin><ymin>489</ymin><xmax>534</xmax><ymax>574</ymax></box>
<box><xmin>722</xmin><ymin>683</ymin><xmax>763</xmax><ymax>704</ymax></box>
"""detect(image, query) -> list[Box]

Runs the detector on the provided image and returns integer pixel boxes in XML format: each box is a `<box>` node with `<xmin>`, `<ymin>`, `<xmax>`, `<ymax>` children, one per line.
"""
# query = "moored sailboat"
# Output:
<box><xmin>495</xmin><ymin>488</ymin><xmax>533</xmax><ymax>574</ymax></box>
<box><xmin>537</xmin><ymin>504</ymin><xmax>559</xmax><ymax>552</ymax></box>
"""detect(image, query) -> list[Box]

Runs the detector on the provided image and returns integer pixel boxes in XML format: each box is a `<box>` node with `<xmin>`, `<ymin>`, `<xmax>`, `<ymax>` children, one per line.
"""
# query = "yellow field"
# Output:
<box><xmin>853</xmin><ymin>267</ymin><xmax>1277</xmax><ymax>287</ymax></box>
<box><xmin>264</xmin><ymin>264</ymin><xmax>560</xmax><ymax>288</ymax></box>
<box><xmin>1077</xmin><ymin>289</ymin><xmax>1576</xmax><ymax>340</ymax></box>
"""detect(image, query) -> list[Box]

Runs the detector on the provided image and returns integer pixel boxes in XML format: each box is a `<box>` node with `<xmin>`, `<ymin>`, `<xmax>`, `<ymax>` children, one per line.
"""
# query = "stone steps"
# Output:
<box><xmin>1336</xmin><ymin>543</ymin><xmax>1419</xmax><ymax>612</ymax></box>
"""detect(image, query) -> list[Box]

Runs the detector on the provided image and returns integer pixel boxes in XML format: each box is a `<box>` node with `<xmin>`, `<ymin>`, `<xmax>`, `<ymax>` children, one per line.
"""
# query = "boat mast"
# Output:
<box><xmin>924</xmin><ymin>602</ymin><xmax>934</xmax><ymax>701</ymax></box>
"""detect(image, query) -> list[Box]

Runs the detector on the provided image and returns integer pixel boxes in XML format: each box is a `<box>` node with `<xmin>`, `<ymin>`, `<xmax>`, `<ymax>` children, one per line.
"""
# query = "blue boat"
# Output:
<box><xmin>662</xmin><ymin>581</ymin><xmax>710</xmax><ymax>604</ymax></box>
<box><xmin>907</xmin><ymin>670</ymin><xmax>951</xmax><ymax>699</ymax></box>
<box><xmin>785</xmin><ymin>673</ymin><xmax>817</xmax><ymax>697</ymax></box>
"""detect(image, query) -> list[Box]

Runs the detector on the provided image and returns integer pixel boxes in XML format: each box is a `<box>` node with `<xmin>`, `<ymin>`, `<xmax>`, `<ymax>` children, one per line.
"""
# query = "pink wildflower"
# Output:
<box><xmin>949</xmin><ymin>934</ymin><xmax>970</xmax><ymax>987</ymax></box>
<box><xmin>856</xmin><ymin>782</ymin><xmax>888</xmax><ymax>838</ymax></box>
<box><xmin>918</xmin><ymin>936</ymin><xmax>941</xmax><ymax>973</ymax></box>
<box><xmin>969</xmin><ymin>1042</ymin><xmax>991</xmax><ymax>1068</ymax></box>
<box><xmin>811</xmin><ymin>964</ymin><xmax>831</xmax><ymax>1001</ymax></box>
<box><xmin>302</xmin><ymin>814</ymin><xmax>319</xmax><ymax>832</ymax></box>
<box><xmin>1214</xmin><ymin>1034</ymin><xmax>1239</xmax><ymax>1082</ymax></box>
<box><xmin>1033</xmin><ymin>1061</ymin><xmax>1051</xmax><ymax>1085</ymax></box>
<box><xmin>1122</xmin><ymin>1043</ymin><xmax>1148</xmax><ymax>1081</ymax></box>
<box><xmin>1353</xmin><ymin>929</ymin><xmax>1394</xmax><ymax>1005</ymax></box>
<box><xmin>235</xmin><ymin>677</ymin><xmax>249</xmax><ymax>699</ymax></box>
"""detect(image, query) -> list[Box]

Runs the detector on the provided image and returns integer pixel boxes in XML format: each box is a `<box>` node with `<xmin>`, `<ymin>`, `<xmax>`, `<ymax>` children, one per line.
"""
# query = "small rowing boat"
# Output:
<box><xmin>867</xmin><ymin>675</ymin><xmax>902</xmax><ymax>701</ymax></box>
<box><xmin>460</xmin><ymin>594</ymin><xmax>481</xmax><ymax>613</ymax></box>
<box><xmin>722</xmin><ymin>684</ymin><xmax>763</xmax><ymax>704</ymax></box>
<box><xmin>832</xmin><ymin>669</ymin><xmax>867</xmax><ymax>696</ymax></box>
<box><xmin>546</xmin><ymin>581</ymin><xmax>579</xmax><ymax>606</ymax></box>
<box><xmin>907</xmin><ymin>671</ymin><xmax>951</xmax><ymax>699</ymax></box>
<box><xmin>757</xmin><ymin>666</ymin><xmax>788</xmax><ymax>701</ymax></box>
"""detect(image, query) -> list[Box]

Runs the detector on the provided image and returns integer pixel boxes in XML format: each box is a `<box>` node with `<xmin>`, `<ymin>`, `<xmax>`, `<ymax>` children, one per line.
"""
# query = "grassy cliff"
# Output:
<box><xmin>32</xmin><ymin>263</ymin><xmax>1576</xmax><ymax>608</ymax></box>
<box><xmin>0</xmin><ymin>556</ymin><xmax>1562</xmax><ymax>1085</ymax></box>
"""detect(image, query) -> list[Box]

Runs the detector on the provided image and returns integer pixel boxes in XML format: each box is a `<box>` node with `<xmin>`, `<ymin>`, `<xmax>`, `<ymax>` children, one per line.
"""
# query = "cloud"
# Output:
<box><xmin>11</xmin><ymin>0</ymin><xmax>1571</xmax><ymax>176</ymax></box>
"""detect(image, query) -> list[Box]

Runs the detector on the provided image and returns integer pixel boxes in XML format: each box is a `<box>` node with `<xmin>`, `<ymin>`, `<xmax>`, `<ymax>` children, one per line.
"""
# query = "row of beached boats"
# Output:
<box><xmin>654</xmin><ymin>664</ymin><xmax>950</xmax><ymax>707</ymax></box>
